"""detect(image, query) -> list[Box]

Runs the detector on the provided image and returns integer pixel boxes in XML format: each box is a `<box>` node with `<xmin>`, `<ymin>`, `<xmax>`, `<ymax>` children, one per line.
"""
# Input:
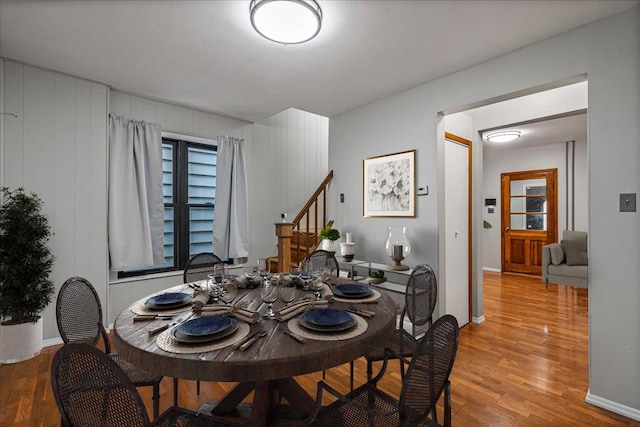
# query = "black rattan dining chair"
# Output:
<box><xmin>51</xmin><ymin>343</ymin><xmax>228</xmax><ymax>427</ymax></box>
<box><xmin>309</xmin><ymin>314</ymin><xmax>459</xmax><ymax>427</ymax></box>
<box><xmin>56</xmin><ymin>276</ymin><xmax>163</xmax><ymax>420</ymax></box>
<box><xmin>183</xmin><ymin>252</ymin><xmax>224</xmax><ymax>284</ymax></box>
<box><xmin>366</xmin><ymin>264</ymin><xmax>438</xmax><ymax>381</ymax></box>
<box><xmin>344</xmin><ymin>264</ymin><xmax>438</xmax><ymax>391</ymax></box>
<box><xmin>303</xmin><ymin>249</ymin><xmax>340</xmax><ymax>276</ymax></box>
<box><xmin>304</xmin><ymin>249</ymin><xmax>340</xmax><ymax>380</ymax></box>
<box><xmin>182</xmin><ymin>252</ymin><xmax>224</xmax><ymax>397</ymax></box>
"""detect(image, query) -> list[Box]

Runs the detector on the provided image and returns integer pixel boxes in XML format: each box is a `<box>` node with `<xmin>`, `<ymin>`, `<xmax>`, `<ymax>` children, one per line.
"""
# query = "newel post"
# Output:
<box><xmin>275</xmin><ymin>223</ymin><xmax>293</xmax><ymax>273</ymax></box>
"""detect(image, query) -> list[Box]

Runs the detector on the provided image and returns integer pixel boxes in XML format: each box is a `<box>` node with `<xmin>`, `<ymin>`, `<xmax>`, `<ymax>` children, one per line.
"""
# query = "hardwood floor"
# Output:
<box><xmin>1</xmin><ymin>272</ymin><xmax>636</xmax><ymax>426</ymax></box>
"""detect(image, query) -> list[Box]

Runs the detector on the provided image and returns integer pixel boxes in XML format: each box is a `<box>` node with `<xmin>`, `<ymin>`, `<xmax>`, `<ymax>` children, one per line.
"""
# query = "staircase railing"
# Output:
<box><xmin>274</xmin><ymin>170</ymin><xmax>334</xmax><ymax>272</ymax></box>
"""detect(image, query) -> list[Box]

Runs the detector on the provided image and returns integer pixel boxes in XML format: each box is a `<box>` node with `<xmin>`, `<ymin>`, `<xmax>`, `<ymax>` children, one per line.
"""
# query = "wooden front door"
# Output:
<box><xmin>501</xmin><ymin>169</ymin><xmax>557</xmax><ymax>275</ymax></box>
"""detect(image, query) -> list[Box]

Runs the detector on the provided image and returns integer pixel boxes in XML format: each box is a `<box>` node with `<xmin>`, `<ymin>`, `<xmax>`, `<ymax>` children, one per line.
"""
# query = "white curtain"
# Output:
<box><xmin>108</xmin><ymin>115</ymin><xmax>164</xmax><ymax>270</ymax></box>
<box><xmin>213</xmin><ymin>135</ymin><xmax>249</xmax><ymax>260</ymax></box>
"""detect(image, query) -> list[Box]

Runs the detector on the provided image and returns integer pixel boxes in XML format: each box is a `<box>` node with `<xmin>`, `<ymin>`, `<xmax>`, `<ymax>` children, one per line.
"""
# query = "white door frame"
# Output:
<box><xmin>443</xmin><ymin>132</ymin><xmax>472</xmax><ymax>325</ymax></box>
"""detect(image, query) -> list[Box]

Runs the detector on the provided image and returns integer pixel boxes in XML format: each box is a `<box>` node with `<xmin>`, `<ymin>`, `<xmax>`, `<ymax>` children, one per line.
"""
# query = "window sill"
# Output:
<box><xmin>109</xmin><ymin>270</ymin><xmax>183</xmax><ymax>286</ymax></box>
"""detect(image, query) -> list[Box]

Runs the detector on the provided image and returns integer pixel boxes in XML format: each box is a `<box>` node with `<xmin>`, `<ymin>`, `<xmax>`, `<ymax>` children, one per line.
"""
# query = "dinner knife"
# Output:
<box><xmin>232</xmin><ymin>329</ymin><xmax>262</xmax><ymax>350</ymax></box>
<box><xmin>346</xmin><ymin>308</ymin><xmax>375</xmax><ymax>318</ymax></box>
<box><xmin>147</xmin><ymin>312</ymin><xmax>194</xmax><ymax>335</ymax></box>
<box><xmin>133</xmin><ymin>314</ymin><xmax>174</xmax><ymax>322</ymax></box>
<box><xmin>239</xmin><ymin>330</ymin><xmax>267</xmax><ymax>351</ymax></box>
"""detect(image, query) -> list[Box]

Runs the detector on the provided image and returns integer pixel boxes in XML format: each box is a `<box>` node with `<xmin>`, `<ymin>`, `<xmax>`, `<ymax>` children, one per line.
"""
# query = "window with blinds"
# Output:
<box><xmin>119</xmin><ymin>137</ymin><xmax>217</xmax><ymax>277</ymax></box>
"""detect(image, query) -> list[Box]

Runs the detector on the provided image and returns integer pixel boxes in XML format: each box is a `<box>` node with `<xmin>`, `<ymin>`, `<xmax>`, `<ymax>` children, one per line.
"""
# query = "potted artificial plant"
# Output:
<box><xmin>0</xmin><ymin>187</ymin><xmax>55</xmax><ymax>363</ymax></box>
<box><xmin>319</xmin><ymin>225</ymin><xmax>340</xmax><ymax>253</ymax></box>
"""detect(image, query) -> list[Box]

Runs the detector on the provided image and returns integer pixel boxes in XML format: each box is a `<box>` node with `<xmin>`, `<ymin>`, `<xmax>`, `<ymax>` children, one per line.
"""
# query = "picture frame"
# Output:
<box><xmin>363</xmin><ymin>150</ymin><xmax>416</xmax><ymax>218</ymax></box>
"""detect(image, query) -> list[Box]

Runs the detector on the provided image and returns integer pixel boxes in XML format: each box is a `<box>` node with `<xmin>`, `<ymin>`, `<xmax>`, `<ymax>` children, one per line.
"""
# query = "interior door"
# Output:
<box><xmin>501</xmin><ymin>169</ymin><xmax>557</xmax><ymax>275</ymax></box>
<box><xmin>445</xmin><ymin>134</ymin><xmax>470</xmax><ymax>326</ymax></box>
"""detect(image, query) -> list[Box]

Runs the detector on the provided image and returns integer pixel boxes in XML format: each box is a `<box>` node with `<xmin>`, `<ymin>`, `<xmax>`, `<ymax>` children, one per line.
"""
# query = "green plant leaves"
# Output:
<box><xmin>0</xmin><ymin>187</ymin><xmax>55</xmax><ymax>324</ymax></box>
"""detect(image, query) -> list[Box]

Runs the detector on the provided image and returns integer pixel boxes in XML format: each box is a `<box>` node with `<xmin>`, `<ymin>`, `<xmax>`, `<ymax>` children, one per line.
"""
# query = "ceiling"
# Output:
<box><xmin>481</xmin><ymin>113</ymin><xmax>588</xmax><ymax>152</ymax></box>
<box><xmin>0</xmin><ymin>1</ymin><xmax>638</xmax><ymax>123</ymax></box>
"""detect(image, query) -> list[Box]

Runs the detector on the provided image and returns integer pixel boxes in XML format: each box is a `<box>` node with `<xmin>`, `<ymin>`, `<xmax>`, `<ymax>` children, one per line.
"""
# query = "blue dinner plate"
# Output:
<box><xmin>333</xmin><ymin>284</ymin><xmax>372</xmax><ymax>298</ymax></box>
<box><xmin>177</xmin><ymin>316</ymin><xmax>232</xmax><ymax>337</ymax></box>
<box><xmin>304</xmin><ymin>308</ymin><xmax>352</xmax><ymax>327</ymax></box>
<box><xmin>144</xmin><ymin>292</ymin><xmax>192</xmax><ymax>308</ymax></box>
<box><xmin>298</xmin><ymin>313</ymin><xmax>356</xmax><ymax>332</ymax></box>
<box><xmin>172</xmin><ymin>318</ymin><xmax>239</xmax><ymax>343</ymax></box>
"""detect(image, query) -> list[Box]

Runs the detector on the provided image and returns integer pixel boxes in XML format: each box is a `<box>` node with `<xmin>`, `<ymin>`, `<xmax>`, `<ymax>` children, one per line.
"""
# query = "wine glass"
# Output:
<box><xmin>279</xmin><ymin>280</ymin><xmax>296</xmax><ymax>306</ymax></box>
<box><xmin>300</xmin><ymin>260</ymin><xmax>313</xmax><ymax>291</ymax></box>
<box><xmin>206</xmin><ymin>273</ymin><xmax>221</xmax><ymax>303</ymax></box>
<box><xmin>257</xmin><ymin>258</ymin><xmax>271</xmax><ymax>281</ymax></box>
<box><xmin>213</xmin><ymin>263</ymin><xmax>228</xmax><ymax>285</ymax></box>
<box><xmin>244</xmin><ymin>265</ymin><xmax>257</xmax><ymax>285</ymax></box>
<box><xmin>261</xmin><ymin>278</ymin><xmax>279</xmax><ymax>319</ymax></box>
<box><xmin>208</xmin><ymin>263</ymin><xmax>227</xmax><ymax>302</ymax></box>
<box><xmin>220</xmin><ymin>280</ymin><xmax>238</xmax><ymax>305</ymax></box>
<box><xmin>309</xmin><ymin>277</ymin><xmax>324</xmax><ymax>300</ymax></box>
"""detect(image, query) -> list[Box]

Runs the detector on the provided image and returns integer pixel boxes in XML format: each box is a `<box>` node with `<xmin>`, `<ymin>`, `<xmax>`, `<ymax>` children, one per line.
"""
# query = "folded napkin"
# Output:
<box><xmin>275</xmin><ymin>298</ymin><xmax>329</xmax><ymax>322</ymax></box>
<box><xmin>192</xmin><ymin>292</ymin><xmax>210</xmax><ymax>310</ymax></box>
<box><xmin>321</xmin><ymin>283</ymin><xmax>334</xmax><ymax>301</ymax></box>
<box><xmin>197</xmin><ymin>304</ymin><xmax>260</xmax><ymax>324</ymax></box>
<box><xmin>237</xmin><ymin>276</ymin><xmax>260</xmax><ymax>289</ymax></box>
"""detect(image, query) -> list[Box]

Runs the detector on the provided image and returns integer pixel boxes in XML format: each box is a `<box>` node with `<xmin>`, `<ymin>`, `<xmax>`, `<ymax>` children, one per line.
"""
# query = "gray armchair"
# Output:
<box><xmin>542</xmin><ymin>230</ymin><xmax>588</xmax><ymax>288</ymax></box>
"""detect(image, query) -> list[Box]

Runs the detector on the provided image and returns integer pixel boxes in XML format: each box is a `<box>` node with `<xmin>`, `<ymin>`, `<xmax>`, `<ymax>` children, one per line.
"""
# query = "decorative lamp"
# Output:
<box><xmin>339</xmin><ymin>232</ymin><xmax>356</xmax><ymax>262</ymax></box>
<box><xmin>384</xmin><ymin>226</ymin><xmax>411</xmax><ymax>271</ymax></box>
<box><xmin>250</xmin><ymin>0</ymin><xmax>323</xmax><ymax>45</ymax></box>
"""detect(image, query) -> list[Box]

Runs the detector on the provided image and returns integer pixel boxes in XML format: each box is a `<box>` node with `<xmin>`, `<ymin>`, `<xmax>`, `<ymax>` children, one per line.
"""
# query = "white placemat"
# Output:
<box><xmin>155</xmin><ymin>322</ymin><xmax>250</xmax><ymax>354</ymax></box>
<box><xmin>129</xmin><ymin>300</ymin><xmax>193</xmax><ymax>316</ymax></box>
<box><xmin>332</xmin><ymin>288</ymin><xmax>381</xmax><ymax>304</ymax></box>
<box><xmin>287</xmin><ymin>314</ymin><xmax>368</xmax><ymax>341</ymax></box>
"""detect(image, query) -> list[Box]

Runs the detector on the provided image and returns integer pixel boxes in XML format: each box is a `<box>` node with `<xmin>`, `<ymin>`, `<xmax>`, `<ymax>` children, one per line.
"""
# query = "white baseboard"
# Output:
<box><xmin>585</xmin><ymin>389</ymin><xmax>640</xmax><ymax>421</ymax></box>
<box><xmin>472</xmin><ymin>315</ymin><xmax>485</xmax><ymax>324</ymax></box>
<box><xmin>43</xmin><ymin>337</ymin><xmax>64</xmax><ymax>348</ymax></box>
<box><xmin>482</xmin><ymin>267</ymin><xmax>502</xmax><ymax>273</ymax></box>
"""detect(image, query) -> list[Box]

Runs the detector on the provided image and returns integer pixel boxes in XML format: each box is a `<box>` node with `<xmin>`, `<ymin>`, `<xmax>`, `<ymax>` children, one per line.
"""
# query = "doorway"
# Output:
<box><xmin>501</xmin><ymin>168</ymin><xmax>558</xmax><ymax>275</ymax></box>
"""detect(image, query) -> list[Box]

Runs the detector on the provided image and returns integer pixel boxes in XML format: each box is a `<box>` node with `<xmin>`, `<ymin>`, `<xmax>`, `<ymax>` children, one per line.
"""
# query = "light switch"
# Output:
<box><xmin>619</xmin><ymin>193</ymin><xmax>636</xmax><ymax>212</ymax></box>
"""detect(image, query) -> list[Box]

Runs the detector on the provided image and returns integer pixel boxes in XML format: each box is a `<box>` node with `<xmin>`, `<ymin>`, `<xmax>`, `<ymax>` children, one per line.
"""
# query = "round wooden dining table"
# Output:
<box><xmin>113</xmin><ymin>278</ymin><xmax>397</xmax><ymax>427</ymax></box>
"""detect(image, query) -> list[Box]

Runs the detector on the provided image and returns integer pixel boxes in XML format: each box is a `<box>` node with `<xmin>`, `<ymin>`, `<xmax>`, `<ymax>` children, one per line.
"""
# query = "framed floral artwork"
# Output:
<box><xmin>363</xmin><ymin>150</ymin><xmax>416</xmax><ymax>217</ymax></box>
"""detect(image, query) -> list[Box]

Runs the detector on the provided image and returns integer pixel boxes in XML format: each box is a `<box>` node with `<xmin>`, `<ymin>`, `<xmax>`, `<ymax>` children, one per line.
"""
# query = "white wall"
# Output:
<box><xmin>249</xmin><ymin>108</ymin><xmax>329</xmax><ymax>265</ymax></box>
<box><xmin>1</xmin><ymin>60</ymin><xmax>108</xmax><ymax>342</ymax></box>
<box><xmin>329</xmin><ymin>7</ymin><xmax>640</xmax><ymax>416</ymax></box>
<box><xmin>465</xmin><ymin>81</ymin><xmax>588</xmax><ymax>128</ymax></box>
<box><xmin>482</xmin><ymin>141</ymin><xmax>588</xmax><ymax>270</ymax></box>
<box><xmin>574</xmin><ymin>140</ymin><xmax>588</xmax><ymax>231</ymax></box>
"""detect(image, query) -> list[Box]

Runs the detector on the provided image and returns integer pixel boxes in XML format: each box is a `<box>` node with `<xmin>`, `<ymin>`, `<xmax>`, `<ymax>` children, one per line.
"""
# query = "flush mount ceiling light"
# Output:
<box><xmin>485</xmin><ymin>131</ymin><xmax>521</xmax><ymax>143</ymax></box>
<box><xmin>250</xmin><ymin>0</ymin><xmax>322</xmax><ymax>45</ymax></box>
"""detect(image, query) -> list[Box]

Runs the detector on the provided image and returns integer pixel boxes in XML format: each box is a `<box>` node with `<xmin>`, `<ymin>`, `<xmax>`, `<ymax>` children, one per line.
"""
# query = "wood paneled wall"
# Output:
<box><xmin>110</xmin><ymin>90</ymin><xmax>251</xmax><ymax>140</ymax></box>
<box><xmin>1</xmin><ymin>60</ymin><xmax>108</xmax><ymax>342</ymax></box>
<box><xmin>0</xmin><ymin>61</ymin><xmax>329</xmax><ymax>340</ymax></box>
<box><xmin>248</xmin><ymin>108</ymin><xmax>329</xmax><ymax>262</ymax></box>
